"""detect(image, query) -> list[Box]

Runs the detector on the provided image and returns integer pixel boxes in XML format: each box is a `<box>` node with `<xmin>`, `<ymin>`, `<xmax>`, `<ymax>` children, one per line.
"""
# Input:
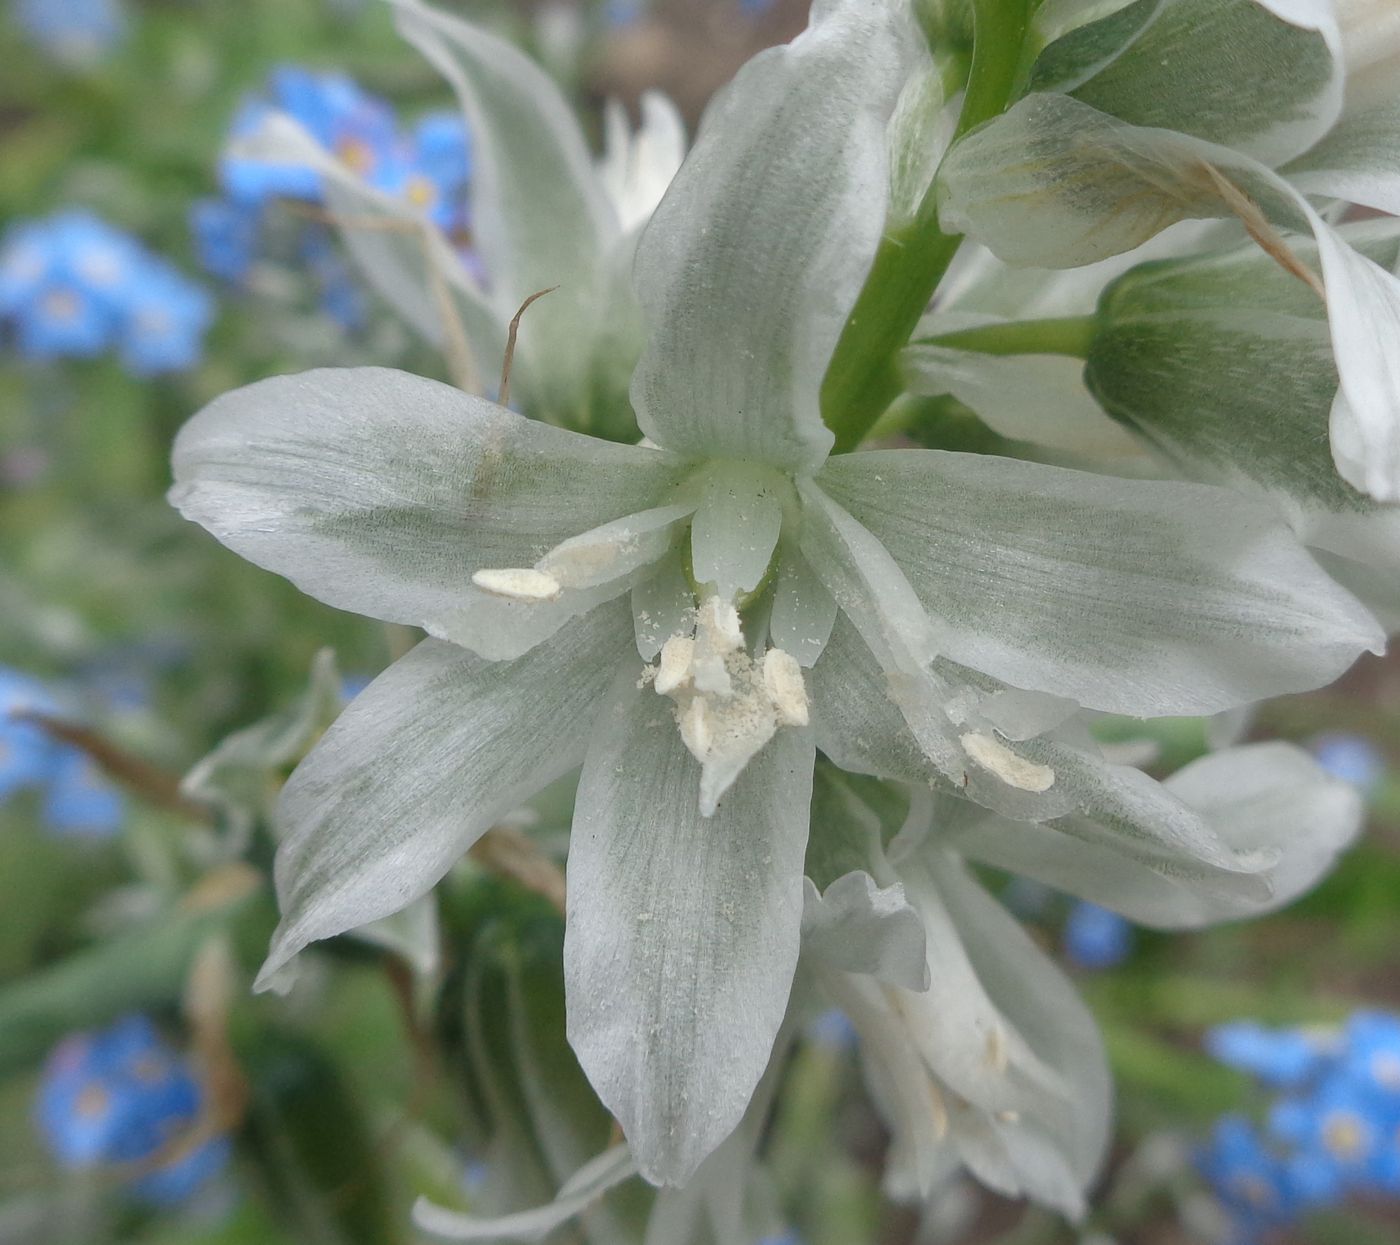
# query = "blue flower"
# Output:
<box><xmin>1269</xmin><ymin>1078</ymin><xmax>1392</xmax><ymax>1194</ymax></box>
<box><xmin>1311</xmin><ymin>732</ymin><xmax>1387</xmax><ymax>798</ymax></box>
<box><xmin>221</xmin><ymin>68</ymin><xmax>398</xmax><ymax>209</ymax></box>
<box><xmin>12</xmin><ymin>0</ymin><xmax>127</xmax><ymax>67</ymax></box>
<box><xmin>35</xmin><ymin>1014</ymin><xmax>230</xmax><ymax>1205</ymax></box>
<box><xmin>0</xmin><ymin>665</ymin><xmax>124</xmax><ymax>836</ymax></box>
<box><xmin>117</xmin><ymin>260</ymin><xmax>215</xmax><ymax>376</ymax></box>
<box><xmin>1062</xmin><ymin>900</ymin><xmax>1133</xmax><ymax>970</ymax></box>
<box><xmin>1205</xmin><ymin>1021</ymin><xmax>1327</xmax><ymax>1090</ymax></box>
<box><xmin>0</xmin><ymin>669</ymin><xmax>59</xmax><ymax>801</ymax></box>
<box><xmin>42</xmin><ymin>749</ymin><xmax>126</xmax><ymax>837</ymax></box>
<box><xmin>0</xmin><ymin>210</ymin><xmax>211</xmax><ymax>373</ymax></box>
<box><xmin>1197</xmin><ymin>1116</ymin><xmax>1303</xmax><ymax>1240</ymax></box>
<box><xmin>190</xmin><ymin>198</ymin><xmax>261</xmax><ymax>283</ymax></box>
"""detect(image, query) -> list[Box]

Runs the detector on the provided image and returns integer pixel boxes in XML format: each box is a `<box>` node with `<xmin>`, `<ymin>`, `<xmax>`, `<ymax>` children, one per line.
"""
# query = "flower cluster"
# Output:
<box><xmin>1201</xmin><ymin>1012</ymin><xmax>1400</xmax><ymax>1241</ymax></box>
<box><xmin>0</xmin><ymin>211</ymin><xmax>212</xmax><ymax>375</ymax></box>
<box><xmin>166</xmin><ymin>0</ymin><xmax>1400</xmax><ymax>1234</ymax></box>
<box><xmin>191</xmin><ymin>65</ymin><xmax>472</xmax><ymax>321</ymax></box>
<box><xmin>36</xmin><ymin>1014</ymin><xmax>230</xmax><ymax>1204</ymax></box>
<box><xmin>1</xmin><ymin>667</ymin><xmax>123</xmax><ymax>837</ymax></box>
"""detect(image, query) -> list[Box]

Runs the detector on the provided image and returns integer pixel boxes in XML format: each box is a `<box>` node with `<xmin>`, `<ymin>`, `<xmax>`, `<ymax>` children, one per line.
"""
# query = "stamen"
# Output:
<box><xmin>960</xmin><ymin>731</ymin><xmax>1055</xmax><ymax>793</ymax></box>
<box><xmin>470</xmin><ymin>567</ymin><xmax>561</xmax><ymax>602</ymax></box>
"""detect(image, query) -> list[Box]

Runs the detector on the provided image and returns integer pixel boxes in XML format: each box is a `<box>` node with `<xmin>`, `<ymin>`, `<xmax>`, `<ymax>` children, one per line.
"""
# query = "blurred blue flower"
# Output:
<box><xmin>758</xmin><ymin>1232</ymin><xmax>803</xmax><ymax>1245</ymax></box>
<box><xmin>11</xmin><ymin>0</ymin><xmax>127</xmax><ymax>67</ymax></box>
<box><xmin>1063</xmin><ymin>900</ymin><xmax>1133</xmax><ymax>970</ymax></box>
<box><xmin>42</xmin><ymin>749</ymin><xmax>126</xmax><ymax>836</ymax></box>
<box><xmin>1311</xmin><ymin>732</ymin><xmax>1387</xmax><ymax>798</ymax></box>
<box><xmin>1</xmin><ymin>665</ymin><xmax>124</xmax><ymax>836</ymax></box>
<box><xmin>0</xmin><ymin>210</ymin><xmax>212</xmax><ymax>373</ymax></box>
<box><xmin>740</xmin><ymin>0</ymin><xmax>777</xmax><ymax>17</ymax></box>
<box><xmin>1205</xmin><ymin>1021</ymin><xmax>1326</xmax><ymax>1089</ymax></box>
<box><xmin>118</xmin><ymin>260</ymin><xmax>215</xmax><ymax>376</ymax></box>
<box><xmin>204</xmin><ymin>67</ymin><xmax>473</xmax><ymax>329</ymax></box>
<box><xmin>1269</xmin><ymin>1080</ymin><xmax>1391</xmax><ymax>1195</ymax></box>
<box><xmin>0</xmin><ymin>669</ymin><xmax>59</xmax><ymax>801</ymax></box>
<box><xmin>36</xmin><ymin>1014</ymin><xmax>230</xmax><ymax>1205</ymax></box>
<box><xmin>1203</xmin><ymin>1011</ymin><xmax>1400</xmax><ymax>1236</ymax></box>
<box><xmin>190</xmin><ymin>198</ymin><xmax>261</xmax><ymax>283</ymax></box>
<box><xmin>1197</xmin><ymin>1116</ymin><xmax>1302</xmax><ymax>1240</ymax></box>
<box><xmin>1340</xmin><ymin>1011</ymin><xmax>1400</xmax><ymax>1106</ymax></box>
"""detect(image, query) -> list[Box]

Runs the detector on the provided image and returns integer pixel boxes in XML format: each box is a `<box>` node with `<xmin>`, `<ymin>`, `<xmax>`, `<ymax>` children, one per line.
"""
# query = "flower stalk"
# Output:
<box><xmin>820</xmin><ymin>0</ymin><xmax>1036</xmax><ymax>453</ymax></box>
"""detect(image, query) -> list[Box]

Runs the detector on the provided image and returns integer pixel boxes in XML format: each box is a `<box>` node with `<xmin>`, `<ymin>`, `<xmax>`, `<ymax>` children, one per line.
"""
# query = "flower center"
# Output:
<box><xmin>650</xmin><ymin>595</ymin><xmax>807</xmax><ymax>817</ymax></box>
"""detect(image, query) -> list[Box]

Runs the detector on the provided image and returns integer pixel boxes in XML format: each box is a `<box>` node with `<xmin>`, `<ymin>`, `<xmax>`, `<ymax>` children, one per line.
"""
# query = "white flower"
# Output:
<box><xmin>801</xmin><ymin>745</ymin><xmax>1361</xmax><ymax>1212</ymax></box>
<box><xmin>171</xmin><ymin>0</ymin><xmax>1380</xmax><ymax>1187</ymax></box>
<box><xmin>232</xmin><ymin>0</ymin><xmax>685</xmax><ymax>435</ymax></box>
<box><xmin>936</xmin><ymin>0</ymin><xmax>1400</xmax><ymax>501</ymax></box>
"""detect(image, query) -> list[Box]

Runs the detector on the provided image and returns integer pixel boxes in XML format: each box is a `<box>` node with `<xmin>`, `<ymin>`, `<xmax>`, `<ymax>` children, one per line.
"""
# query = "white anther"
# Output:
<box><xmin>960</xmin><ymin>732</ymin><xmax>1056</xmax><ymax>793</ymax></box>
<box><xmin>654</xmin><ymin>635</ymin><xmax>695</xmax><ymax>696</ymax></box>
<box><xmin>763</xmin><ymin>649</ymin><xmax>809</xmax><ymax>727</ymax></box>
<box><xmin>678</xmin><ymin>696</ymin><xmax>712</xmax><ymax>758</ymax></box>
<box><xmin>470</xmin><ymin>567</ymin><xmax>561</xmax><ymax>602</ymax></box>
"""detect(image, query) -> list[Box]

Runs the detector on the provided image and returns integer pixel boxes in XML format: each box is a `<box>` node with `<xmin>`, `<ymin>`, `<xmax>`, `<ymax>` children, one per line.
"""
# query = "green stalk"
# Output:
<box><xmin>821</xmin><ymin>0</ymin><xmax>1036</xmax><ymax>453</ymax></box>
<box><xmin>914</xmin><ymin>314</ymin><xmax>1098</xmax><ymax>358</ymax></box>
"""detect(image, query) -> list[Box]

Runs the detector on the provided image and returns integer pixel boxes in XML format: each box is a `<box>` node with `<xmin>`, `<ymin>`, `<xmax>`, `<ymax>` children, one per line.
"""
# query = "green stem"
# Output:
<box><xmin>914</xmin><ymin>314</ymin><xmax>1097</xmax><ymax>358</ymax></box>
<box><xmin>821</xmin><ymin>0</ymin><xmax>1036</xmax><ymax>453</ymax></box>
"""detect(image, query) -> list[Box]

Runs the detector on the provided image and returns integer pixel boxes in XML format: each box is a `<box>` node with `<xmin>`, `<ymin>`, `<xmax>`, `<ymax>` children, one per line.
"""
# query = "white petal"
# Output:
<box><xmin>901</xmin><ymin>344</ymin><xmax>1144</xmax><ymax>459</ymax></box>
<box><xmin>795</xmin><ymin>480</ymin><xmax>962</xmax><ymax>780</ymax></box>
<box><xmin>628</xmin><ymin>0</ymin><xmax>912</xmax><ymax>470</ymax></box>
<box><xmin>767</xmin><ymin>543</ymin><xmax>838</xmax><ymax>668</ymax></box>
<box><xmin>949</xmin><ymin>742</ymin><xmax>1362</xmax><ymax>929</ymax></box>
<box><xmin>919</xmin><ymin>852</ymin><xmax>1110</xmax><ymax>1212</ymax></box>
<box><xmin>1284</xmin><ymin>99</ymin><xmax>1400</xmax><ymax>216</ymax></box>
<box><xmin>255</xmin><ymin>600</ymin><xmax>634</xmax><ymax>987</ymax></box>
<box><xmin>538</xmin><ymin>503</ymin><xmax>695</xmax><ymax>591</ymax></box>
<box><xmin>1314</xmin><ymin>224</ymin><xmax>1400</xmax><ymax>500</ymax></box>
<box><xmin>800</xmin><ymin>872</ymin><xmax>930</xmax><ymax>991</ymax></box>
<box><xmin>687</xmin><ymin>461</ymin><xmax>785</xmax><ymax>600</ymax></box>
<box><xmin>596</xmin><ymin>91</ymin><xmax>687</xmax><ymax>235</ymax></box>
<box><xmin>414</xmin><ymin>1145</ymin><xmax>636</xmax><ymax>1242</ymax></box>
<box><xmin>1084</xmin><ymin>221</ymin><xmax>1400</xmax><ymax>569</ymax></box>
<box><xmin>170</xmin><ymin>368</ymin><xmax>689</xmax><ymax>646</ymax></box>
<box><xmin>812</xmin><ymin>623</ymin><xmax>1279</xmax><ymax>897</ymax></box>
<box><xmin>817</xmin><ymin>449</ymin><xmax>1383</xmax><ymax>715</ymax></box>
<box><xmin>1032</xmin><ymin>0</ymin><xmax>1342</xmax><ymax>165</ymax></box>
<box><xmin>564</xmin><ymin>673</ymin><xmax>814</xmax><ymax>1186</ymax></box>
<box><xmin>632</xmin><ymin>557</ymin><xmax>695</xmax><ymax>661</ymax></box>
<box><xmin>391</xmin><ymin>0</ymin><xmax>615</xmax><ymax>290</ymax></box>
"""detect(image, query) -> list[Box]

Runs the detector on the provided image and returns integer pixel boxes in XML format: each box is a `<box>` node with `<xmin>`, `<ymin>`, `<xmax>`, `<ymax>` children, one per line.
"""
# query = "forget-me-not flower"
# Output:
<box><xmin>0</xmin><ymin>210</ymin><xmax>211</xmax><ymax>374</ymax></box>
<box><xmin>36</xmin><ymin>1014</ymin><xmax>231</xmax><ymax>1205</ymax></box>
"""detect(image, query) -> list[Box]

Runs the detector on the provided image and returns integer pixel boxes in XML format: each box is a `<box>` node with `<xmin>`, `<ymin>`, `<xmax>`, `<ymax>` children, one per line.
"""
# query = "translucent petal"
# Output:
<box><xmin>817</xmin><ymin>449</ymin><xmax>1382</xmax><ymax>716</ymax></box>
<box><xmin>413</xmin><ymin>1145</ymin><xmax>636</xmax><ymax>1241</ymax></box>
<box><xmin>629</xmin><ymin>0</ymin><xmax>912</xmax><ymax>470</ymax></box>
<box><xmin>953</xmin><ymin>742</ymin><xmax>1363</xmax><ymax>928</ymax></box>
<box><xmin>564</xmin><ymin>672</ymin><xmax>814</xmax><ymax>1186</ymax></box>
<box><xmin>255</xmin><ymin>600</ymin><xmax>634</xmax><ymax>986</ymax></box>
<box><xmin>800</xmin><ymin>872</ymin><xmax>930</xmax><ymax>991</ymax></box>
<box><xmin>767</xmin><ymin>543</ymin><xmax>838</xmax><ymax>668</ymax></box>
<box><xmin>1033</xmin><ymin>0</ymin><xmax>1342</xmax><ymax>166</ymax></box>
<box><xmin>170</xmin><ymin>368</ymin><xmax>689</xmax><ymax>643</ymax></box>
<box><xmin>688</xmin><ymin>462</ymin><xmax>785</xmax><ymax>600</ymax></box>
